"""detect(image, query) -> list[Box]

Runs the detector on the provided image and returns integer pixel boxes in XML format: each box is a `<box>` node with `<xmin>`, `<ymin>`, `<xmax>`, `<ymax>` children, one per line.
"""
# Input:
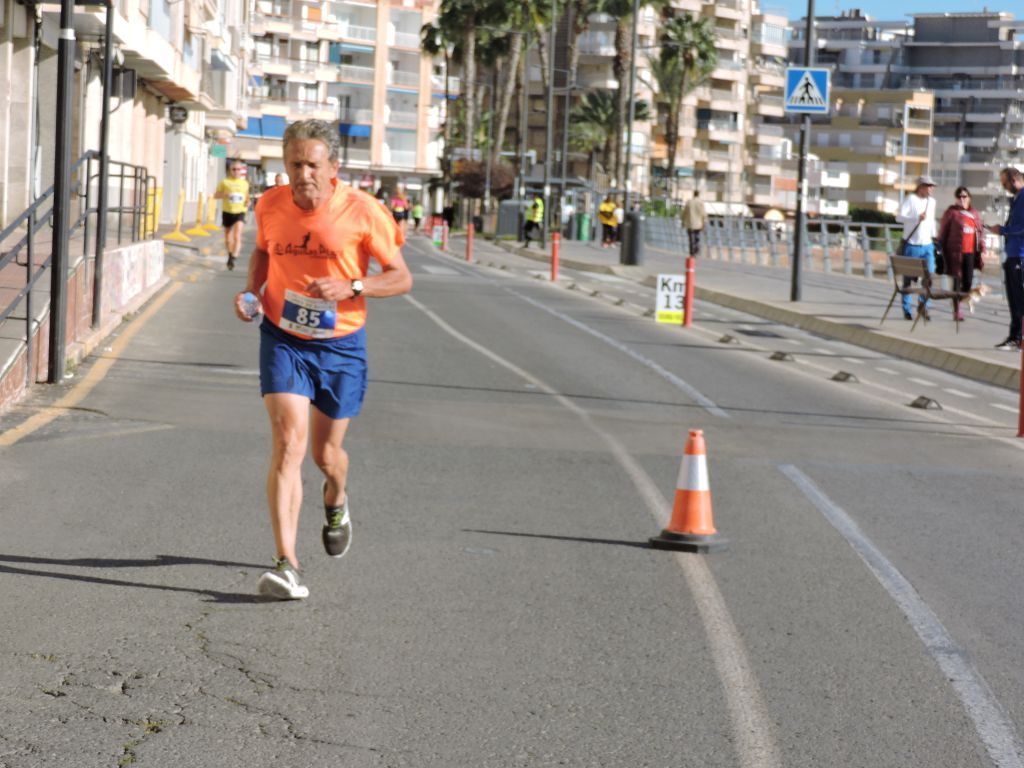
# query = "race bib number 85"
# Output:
<box><xmin>280</xmin><ymin>290</ymin><xmax>337</xmax><ymax>339</ymax></box>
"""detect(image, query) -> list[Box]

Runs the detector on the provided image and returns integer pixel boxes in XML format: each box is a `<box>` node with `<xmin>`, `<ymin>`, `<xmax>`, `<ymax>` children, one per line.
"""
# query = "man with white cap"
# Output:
<box><xmin>897</xmin><ymin>175</ymin><xmax>938</xmax><ymax>320</ymax></box>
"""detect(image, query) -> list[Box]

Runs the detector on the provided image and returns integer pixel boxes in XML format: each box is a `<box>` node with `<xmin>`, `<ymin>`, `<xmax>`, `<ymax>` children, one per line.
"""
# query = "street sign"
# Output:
<box><xmin>784</xmin><ymin>68</ymin><xmax>830</xmax><ymax>114</ymax></box>
<box><xmin>655</xmin><ymin>273</ymin><xmax>686</xmax><ymax>324</ymax></box>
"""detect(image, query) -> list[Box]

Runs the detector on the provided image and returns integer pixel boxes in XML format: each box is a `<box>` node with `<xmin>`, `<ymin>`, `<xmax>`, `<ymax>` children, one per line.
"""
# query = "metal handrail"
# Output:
<box><xmin>0</xmin><ymin>150</ymin><xmax>155</xmax><ymax>388</ymax></box>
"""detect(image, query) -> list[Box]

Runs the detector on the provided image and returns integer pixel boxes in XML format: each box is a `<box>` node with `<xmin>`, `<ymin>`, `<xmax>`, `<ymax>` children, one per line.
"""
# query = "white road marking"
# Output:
<box><xmin>875</xmin><ymin>367</ymin><xmax>899</xmax><ymax>375</ymax></box>
<box><xmin>842</xmin><ymin>357</ymin><xmax>863</xmax><ymax>365</ymax></box>
<box><xmin>420</xmin><ymin>265</ymin><xmax>462</xmax><ymax>276</ymax></box>
<box><xmin>507</xmin><ymin>289</ymin><xmax>729</xmax><ymax>419</ymax></box>
<box><xmin>993</xmin><ymin>404</ymin><xmax>1018</xmax><ymax>414</ymax></box>
<box><xmin>942</xmin><ymin>388</ymin><xmax>975</xmax><ymax>399</ymax></box>
<box><xmin>813</xmin><ymin>348</ymin><xmax>833</xmax><ymax>356</ymax></box>
<box><xmin>581</xmin><ymin>272</ymin><xmax>628</xmax><ymax>283</ymax></box>
<box><xmin>909</xmin><ymin>377</ymin><xmax>937</xmax><ymax>387</ymax></box>
<box><xmin>405</xmin><ymin>292</ymin><xmax>781</xmax><ymax>768</ymax></box>
<box><xmin>783</xmin><ymin>338</ymin><xmax>804</xmax><ymax>346</ymax></box>
<box><xmin>782</xmin><ymin>465</ymin><xmax>1024</xmax><ymax>768</ymax></box>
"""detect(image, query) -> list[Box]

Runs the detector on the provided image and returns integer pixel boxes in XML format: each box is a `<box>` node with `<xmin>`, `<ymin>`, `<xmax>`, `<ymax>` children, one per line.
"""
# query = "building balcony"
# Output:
<box><xmin>389</xmin><ymin>69</ymin><xmax>421</xmax><ymax>88</ymax></box>
<box><xmin>809</xmin><ymin>169</ymin><xmax>850</xmax><ymax>188</ymax></box>
<box><xmin>341</xmin><ymin>147</ymin><xmax>372</xmax><ymax>165</ymax></box>
<box><xmin>339</xmin><ymin>107</ymin><xmax>374</xmax><ymax>123</ymax></box>
<box><xmin>250</xmin><ymin>12</ymin><xmax>292</xmax><ymax>37</ymax></box>
<box><xmin>341</xmin><ymin>64</ymin><xmax>376</xmax><ymax>84</ymax></box>
<box><xmin>336</xmin><ymin>21</ymin><xmax>378</xmax><ymax>43</ymax></box>
<box><xmin>391</xmin><ymin>29</ymin><xmax>420</xmax><ymax>49</ymax></box>
<box><xmin>819</xmin><ymin>199</ymin><xmax>850</xmax><ymax>217</ymax></box>
<box><xmin>289</xmin><ymin>99</ymin><xmax>337</xmax><ymax>119</ymax></box>
<box><xmin>387</xmin><ymin>109</ymin><xmax>419</xmax><ymax>126</ymax></box>
<box><xmin>431</xmin><ymin>75</ymin><xmax>461</xmax><ymax>94</ymax></box>
<box><xmin>385</xmin><ymin>148</ymin><xmax>418</xmax><ymax>168</ymax></box>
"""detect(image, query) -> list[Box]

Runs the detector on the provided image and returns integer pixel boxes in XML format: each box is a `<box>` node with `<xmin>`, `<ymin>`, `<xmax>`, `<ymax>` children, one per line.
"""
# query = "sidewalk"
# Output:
<box><xmin>479</xmin><ymin>235</ymin><xmax>1022</xmax><ymax>390</ymax></box>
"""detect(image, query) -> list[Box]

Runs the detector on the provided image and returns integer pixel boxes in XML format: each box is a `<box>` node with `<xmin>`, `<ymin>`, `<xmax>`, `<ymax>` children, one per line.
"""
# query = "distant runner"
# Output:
<box><xmin>215</xmin><ymin>160</ymin><xmax>250</xmax><ymax>271</ymax></box>
<box><xmin>235</xmin><ymin>119</ymin><xmax>413</xmax><ymax>600</ymax></box>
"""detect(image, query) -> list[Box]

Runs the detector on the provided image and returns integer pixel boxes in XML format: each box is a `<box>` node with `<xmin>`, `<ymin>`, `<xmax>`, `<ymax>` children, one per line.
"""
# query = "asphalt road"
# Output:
<box><xmin>1</xmin><ymin>230</ymin><xmax>1022</xmax><ymax>767</ymax></box>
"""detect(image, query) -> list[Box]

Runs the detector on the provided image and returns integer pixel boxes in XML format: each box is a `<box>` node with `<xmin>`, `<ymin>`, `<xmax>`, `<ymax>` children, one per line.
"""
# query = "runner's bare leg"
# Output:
<box><xmin>264</xmin><ymin>393</ymin><xmax>310</xmax><ymax>568</ymax></box>
<box><xmin>311</xmin><ymin>409</ymin><xmax>351</xmax><ymax>507</ymax></box>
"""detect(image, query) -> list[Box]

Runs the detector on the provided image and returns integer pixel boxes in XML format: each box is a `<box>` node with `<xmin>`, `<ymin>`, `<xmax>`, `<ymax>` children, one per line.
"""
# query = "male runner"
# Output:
<box><xmin>234</xmin><ymin>120</ymin><xmax>413</xmax><ymax>600</ymax></box>
<box><xmin>215</xmin><ymin>160</ymin><xmax>250</xmax><ymax>270</ymax></box>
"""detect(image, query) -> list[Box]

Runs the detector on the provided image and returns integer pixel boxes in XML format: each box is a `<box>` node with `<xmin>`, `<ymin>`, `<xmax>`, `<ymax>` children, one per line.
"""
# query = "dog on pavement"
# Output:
<box><xmin>964</xmin><ymin>283</ymin><xmax>990</xmax><ymax>314</ymax></box>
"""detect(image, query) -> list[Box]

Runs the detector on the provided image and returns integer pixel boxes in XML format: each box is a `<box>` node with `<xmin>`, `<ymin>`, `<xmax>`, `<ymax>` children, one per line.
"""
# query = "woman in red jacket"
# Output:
<box><xmin>938</xmin><ymin>186</ymin><xmax>986</xmax><ymax>321</ymax></box>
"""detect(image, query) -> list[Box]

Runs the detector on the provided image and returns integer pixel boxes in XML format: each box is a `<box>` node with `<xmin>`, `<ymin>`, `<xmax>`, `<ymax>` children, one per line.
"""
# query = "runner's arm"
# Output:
<box><xmin>235</xmin><ymin>247</ymin><xmax>269</xmax><ymax>321</ymax></box>
<box><xmin>306</xmin><ymin>251</ymin><xmax>413</xmax><ymax>301</ymax></box>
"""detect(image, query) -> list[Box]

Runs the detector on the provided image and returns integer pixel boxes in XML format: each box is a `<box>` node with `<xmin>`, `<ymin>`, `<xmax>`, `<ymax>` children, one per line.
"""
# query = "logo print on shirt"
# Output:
<box><xmin>274</xmin><ymin>232</ymin><xmax>338</xmax><ymax>259</ymax></box>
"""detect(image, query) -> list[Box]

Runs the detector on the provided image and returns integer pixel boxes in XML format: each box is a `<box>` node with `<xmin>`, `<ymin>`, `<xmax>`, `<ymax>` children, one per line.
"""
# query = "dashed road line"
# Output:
<box><xmin>908</xmin><ymin>377</ymin><xmax>937</xmax><ymax>387</ymax></box>
<box><xmin>943</xmin><ymin>388</ymin><xmax>975</xmax><ymax>399</ymax></box>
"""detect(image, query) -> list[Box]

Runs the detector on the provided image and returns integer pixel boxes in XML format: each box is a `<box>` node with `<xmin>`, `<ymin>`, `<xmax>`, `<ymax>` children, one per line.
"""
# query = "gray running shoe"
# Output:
<box><xmin>322</xmin><ymin>480</ymin><xmax>352</xmax><ymax>558</ymax></box>
<box><xmin>258</xmin><ymin>558</ymin><xmax>309</xmax><ymax>600</ymax></box>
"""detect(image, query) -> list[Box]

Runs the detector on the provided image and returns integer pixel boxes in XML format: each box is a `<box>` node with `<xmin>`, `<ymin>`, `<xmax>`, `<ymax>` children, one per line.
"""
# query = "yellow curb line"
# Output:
<box><xmin>0</xmin><ymin>282</ymin><xmax>183</xmax><ymax>448</ymax></box>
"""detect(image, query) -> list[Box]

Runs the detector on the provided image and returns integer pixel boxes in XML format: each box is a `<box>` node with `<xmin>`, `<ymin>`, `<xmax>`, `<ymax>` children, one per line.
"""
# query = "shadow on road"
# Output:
<box><xmin>0</xmin><ymin>554</ymin><xmax>269</xmax><ymax>604</ymax></box>
<box><xmin>463</xmin><ymin>528</ymin><xmax>651</xmax><ymax>550</ymax></box>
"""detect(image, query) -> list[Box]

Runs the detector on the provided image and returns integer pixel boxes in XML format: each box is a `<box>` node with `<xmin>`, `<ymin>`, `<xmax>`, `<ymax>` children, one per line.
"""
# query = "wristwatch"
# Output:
<box><xmin>351</xmin><ymin>279</ymin><xmax>365</xmax><ymax>297</ymax></box>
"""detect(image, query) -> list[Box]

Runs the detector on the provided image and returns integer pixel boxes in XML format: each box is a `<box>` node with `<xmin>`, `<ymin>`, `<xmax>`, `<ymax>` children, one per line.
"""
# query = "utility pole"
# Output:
<box><xmin>93</xmin><ymin>0</ymin><xmax>114</xmax><ymax>329</ymax></box>
<box><xmin>622</xmin><ymin>0</ymin><xmax>641</xmax><ymax>215</ymax></box>
<box><xmin>542</xmin><ymin>1</ymin><xmax>556</xmax><ymax>248</ymax></box>
<box><xmin>791</xmin><ymin>0</ymin><xmax>815</xmax><ymax>302</ymax></box>
<box><xmin>48</xmin><ymin>0</ymin><xmax>76</xmax><ymax>382</ymax></box>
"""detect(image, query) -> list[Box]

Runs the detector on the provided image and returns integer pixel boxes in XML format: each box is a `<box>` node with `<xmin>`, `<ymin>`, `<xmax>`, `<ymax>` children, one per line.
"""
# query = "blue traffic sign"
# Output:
<box><xmin>784</xmin><ymin>68</ymin><xmax>830</xmax><ymax>114</ymax></box>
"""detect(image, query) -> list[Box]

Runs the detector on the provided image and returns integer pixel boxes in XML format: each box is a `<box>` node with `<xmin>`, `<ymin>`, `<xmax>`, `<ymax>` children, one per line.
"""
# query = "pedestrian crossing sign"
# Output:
<box><xmin>784</xmin><ymin>68</ymin><xmax>830</xmax><ymax>114</ymax></box>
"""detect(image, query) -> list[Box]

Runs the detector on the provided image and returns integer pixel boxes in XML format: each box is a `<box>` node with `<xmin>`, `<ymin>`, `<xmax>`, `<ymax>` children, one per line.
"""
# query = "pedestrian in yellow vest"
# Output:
<box><xmin>215</xmin><ymin>160</ymin><xmax>250</xmax><ymax>270</ymax></box>
<box><xmin>524</xmin><ymin>195</ymin><xmax>544</xmax><ymax>248</ymax></box>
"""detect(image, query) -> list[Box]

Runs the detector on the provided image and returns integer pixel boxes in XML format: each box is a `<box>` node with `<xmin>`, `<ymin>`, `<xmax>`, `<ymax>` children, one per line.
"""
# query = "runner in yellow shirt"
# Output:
<box><xmin>214</xmin><ymin>160</ymin><xmax>250</xmax><ymax>270</ymax></box>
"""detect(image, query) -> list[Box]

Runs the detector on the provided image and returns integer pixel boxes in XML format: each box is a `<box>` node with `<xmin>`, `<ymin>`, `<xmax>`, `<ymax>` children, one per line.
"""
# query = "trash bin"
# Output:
<box><xmin>576</xmin><ymin>213</ymin><xmax>591</xmax><ymax>242</ymax></box>
<box><xmin>619</xmin><ymin>211</ymin><xmax>645</xmax><ymax>265</ymax></box>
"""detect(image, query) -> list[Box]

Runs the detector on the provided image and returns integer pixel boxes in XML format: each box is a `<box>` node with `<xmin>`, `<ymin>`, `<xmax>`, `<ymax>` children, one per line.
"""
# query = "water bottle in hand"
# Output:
<box><xmin>240</xmin><ymin>291</ymin><xmax>262</xmax><ymax>320</ymax></box>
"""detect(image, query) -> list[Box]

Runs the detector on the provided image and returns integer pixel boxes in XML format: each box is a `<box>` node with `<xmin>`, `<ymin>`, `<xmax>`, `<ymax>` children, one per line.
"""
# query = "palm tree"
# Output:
<box><xmin>570</xmin><ymin>90</ymin><xmax>649</xmax><ymax>184</ymax></box>
<box><xmin>648</xmin><ymin>14</ymin><xmax>717</xmax><ymax>191</ymax></box>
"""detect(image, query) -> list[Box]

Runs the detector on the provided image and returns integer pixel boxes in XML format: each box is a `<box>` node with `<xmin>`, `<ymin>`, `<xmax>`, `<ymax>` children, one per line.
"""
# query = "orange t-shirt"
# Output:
<box><xmin>255</xmin><ymin>181</ymin><xmax>404</xmax><ymax>339</ymax></box>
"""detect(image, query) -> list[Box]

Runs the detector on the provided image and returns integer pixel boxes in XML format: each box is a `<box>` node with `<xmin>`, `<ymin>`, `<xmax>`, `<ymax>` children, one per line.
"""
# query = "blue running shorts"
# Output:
<box><xmin>259</xmin><ymin>319</ymin><xmax>368</xmax><ymax>419</ymax></box>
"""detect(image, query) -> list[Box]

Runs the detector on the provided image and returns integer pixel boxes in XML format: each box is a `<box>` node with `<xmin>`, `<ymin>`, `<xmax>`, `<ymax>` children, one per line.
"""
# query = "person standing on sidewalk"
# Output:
<box><xmin>937</xmin><ymin>186</ymin><xmax>985</xmax><ymax>322</ymax></box>
<box><xmin>897</xmin><ymin>175</ymin><xmax>937</xmax><ymax>321</ymax></box>
<box><xmin>989</xmin><ymin>167</ymin><xmax>1024</xmax><ymax>350</ymax></box>
<box><xmin>598</xmin><ymin>196</ymin><xmax>617</xmax><ymax>248</ymax></box>
<box><xmin>524</xmin><ymin>194</ymin><xmax>544</xmax><ymax>248</ymax></box>
<box><xmin>215</xmin><ymin>160</ymin><xmax>250</xmax><ymax>271</ymax></box>
<box><xmin>681</xmin><ymin>191</ymin><xmax>706</xmax><ymax>257</ymax></box>
<box><xmin>234</xmin><ymin>119</ymin><xmax>413</xmax><ymax>600</ymax></box>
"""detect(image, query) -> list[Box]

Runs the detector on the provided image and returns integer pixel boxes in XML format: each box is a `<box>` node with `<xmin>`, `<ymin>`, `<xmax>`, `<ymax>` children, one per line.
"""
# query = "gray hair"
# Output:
<box><xmin>283</xmin><ymin>120</ymin><xmax>341</xmax><ymax>163</ymax></box>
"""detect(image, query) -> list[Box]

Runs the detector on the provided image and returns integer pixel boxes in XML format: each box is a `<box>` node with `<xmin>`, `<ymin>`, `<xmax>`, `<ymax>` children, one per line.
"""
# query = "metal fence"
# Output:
<box><xmin>645</xmin><ymin>215</ymin><xmax>1004</xmax><ymax>283</ymax></box>
<box><xmin>0</xmin><ymin>151</ymin><xmax>156</xmax><ymax>387</ymax></box>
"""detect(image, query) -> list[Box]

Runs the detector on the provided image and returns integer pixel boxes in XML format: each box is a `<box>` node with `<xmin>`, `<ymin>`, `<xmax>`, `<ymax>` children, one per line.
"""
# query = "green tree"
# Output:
<box><xmin>570</xmin><ymin>90</ymin><xmax>649</xmax><ymax>184</ymax></box>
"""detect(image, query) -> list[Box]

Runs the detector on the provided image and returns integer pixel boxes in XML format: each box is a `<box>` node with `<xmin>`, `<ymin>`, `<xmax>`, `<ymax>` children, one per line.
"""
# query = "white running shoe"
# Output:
<box><xmin>258</xmin><ymin>558</ymin><xmax>309</xmax><ymax>600</ymax></box>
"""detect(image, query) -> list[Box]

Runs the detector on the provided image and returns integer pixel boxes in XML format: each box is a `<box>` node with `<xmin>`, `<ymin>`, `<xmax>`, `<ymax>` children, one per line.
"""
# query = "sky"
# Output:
<box><xmin>770</xmin><ymin>0</ymin><xmax>1011</xmax><ymax>23</ymax></box>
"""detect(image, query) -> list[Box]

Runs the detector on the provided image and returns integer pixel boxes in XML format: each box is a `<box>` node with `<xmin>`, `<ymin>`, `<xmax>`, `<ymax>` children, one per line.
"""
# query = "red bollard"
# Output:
<box><xmin>551</xmin><ymin>231</ymin><xmax>560</xmax><ymax>281</ymax></box>
<box><xmin>1018</xmin><ymin>347</ymin><xmax>1024</xmax><ymax>437</ymax></box>
<box><xmin>466</xmin><ymin>222</ymin><xmax>474</xmax><ymax>262</ymax></box>
<box><xmin>684</xmin><ymin>256</ymin><xmax>696</xmax><ymax>327</ymax></box>
<box><xmin>441</xmin><ymin>221</ymin><xmax>449</xmax><ymax>253</ymax></box>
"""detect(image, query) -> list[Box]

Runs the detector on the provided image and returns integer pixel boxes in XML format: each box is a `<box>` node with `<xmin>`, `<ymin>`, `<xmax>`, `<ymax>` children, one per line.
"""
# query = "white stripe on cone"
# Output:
<box><xmin>676</xmin><ymin>453</ymin><xmax>710</xmax><ymax>492</ymax></box>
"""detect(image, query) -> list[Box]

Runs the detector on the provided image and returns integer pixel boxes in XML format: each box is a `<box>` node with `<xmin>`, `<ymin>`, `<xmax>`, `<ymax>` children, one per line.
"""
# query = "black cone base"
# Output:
<box><xmin>649</xmin><ymin>529</ymin><xmax>728</xmax><ymax>553</ymax></box>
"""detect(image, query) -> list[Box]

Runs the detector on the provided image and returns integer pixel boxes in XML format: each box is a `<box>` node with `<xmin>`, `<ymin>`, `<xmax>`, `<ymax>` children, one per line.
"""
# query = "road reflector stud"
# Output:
<box><xmin>831</xmin><ymin>371</ymin><xmax>859</xmax><ymax>382</ymax></box>
<box><xmin>770</xmin><ymin>351</ymin><xmax>795</xmax><ymax>361</ymax></box>
<box><xmin>718</xmin><ymin>334</ymin><xmax>740</xmax><ymax>344</ymax></box>
<box><xmin>910</xmin><ymin>395</ymin><xmax>942</xmax><ymax>410</ymax></box>
<box><xmin>649</xmin><ymin>430</ymin><xmax>728</xmax><ymax>554</ymax></box>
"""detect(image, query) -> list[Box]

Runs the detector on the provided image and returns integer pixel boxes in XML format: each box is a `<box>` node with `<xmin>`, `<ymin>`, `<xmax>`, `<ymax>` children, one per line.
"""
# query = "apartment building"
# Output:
<box><xmin>548</xmin><ymin>1</ymin><xmax>793</xmax><ymax>212</ymax></box>
<box><xmin>0</xmin><ymin>1</ymin><xmax>248</xmax><ymax>229</ymax></box>
<box><xmin>788</xmin><ymin>10</ymin><xmax>1024</xmax><ymax>218</ymax></box>
<box><xmin>238</xmin><ymin>0</ymin><xmax>444</xmax><ymax>197</ymax></box>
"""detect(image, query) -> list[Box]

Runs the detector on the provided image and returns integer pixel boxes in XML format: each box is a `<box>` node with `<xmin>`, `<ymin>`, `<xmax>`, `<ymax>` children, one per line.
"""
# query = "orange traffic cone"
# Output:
<box><xmin>649</xmin><ymin>430</ymin><xmax>728</xmax><ymax>553</ymax></box>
